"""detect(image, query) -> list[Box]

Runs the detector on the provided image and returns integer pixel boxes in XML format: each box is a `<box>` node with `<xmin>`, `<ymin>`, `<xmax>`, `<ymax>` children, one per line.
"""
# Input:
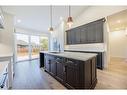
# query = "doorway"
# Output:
<box><xmin>16</xmin><ymin>33</ymin><xmax>29</xmax><ymax>61</ymax></box>
<box><xmin>31</xmin><ymin>36</ymin><xmax>40</xmax><ymax>59</ymax></box>
<box><xmin>107</xmin><ymin>9</ymin><xmax>127</xmax><ymax>63</ymax></box>
<box><xmin>15</xmin><ymin>33</ymin><xmax>49</xmax><ymax>62</ymax></box>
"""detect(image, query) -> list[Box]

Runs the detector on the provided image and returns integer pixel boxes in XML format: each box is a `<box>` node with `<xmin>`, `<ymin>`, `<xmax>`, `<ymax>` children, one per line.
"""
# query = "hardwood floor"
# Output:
<box><xmin>12</xmin><ymin>58</ymin><xmax>127</xmax><ymax>89</ymax></box>
<box><xmin>12</xmin><ymin>59</ymin><xmax>66</xmax><ymax>89</ymax></box>
<box><xmin>95</xmin><ymin>57</ymin><xmax>127</xmax><ymax>89</ymax></box>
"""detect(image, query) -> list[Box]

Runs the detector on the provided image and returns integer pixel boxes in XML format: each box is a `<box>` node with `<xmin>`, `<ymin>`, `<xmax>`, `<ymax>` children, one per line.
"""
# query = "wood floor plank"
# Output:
<box><xmin>12</xmin><ymin>58</ymin><xmax>127</xmax><ymax>89</ymax></box>
<box><xmin>95</xmin><ymin>58</ymin><xmax>127</xmax><ymax>89</ymax></box>
<box><xmin>12</xmin><ymin>60</ymin><xmax>66</xmax><ymax>89</ymax></box>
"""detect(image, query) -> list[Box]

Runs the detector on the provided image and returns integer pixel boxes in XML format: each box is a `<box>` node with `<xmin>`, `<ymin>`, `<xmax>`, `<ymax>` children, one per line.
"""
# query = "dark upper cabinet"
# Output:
<box><xmin>66</xmin><ymin>30</ymin><xmax>72</xmax><ymax>45</ymax></box>
<box><xmin>66</xmin><ymin>27</ymin><xmax>81</xmax><ymax>44</ymax></box>
<box><xmin>94</xmin><ymin>20</ymin><xmax>104</xmax><ymax>43</ymax></box>
<box><xmin>66</xmin><ymin>18</ymin><xmax>105</xmax><ymax>45</ymax></box>
<box><xmin>75</xmin><ymin>28</ymin><xmax>80</xmax><ymax>44</ymax></box>
<box><xmin>80</xmin><ymin>25</ymin><xmax>88</xmax><ymax>44</ymax></box>
<box><xmin>71</xmin><ymin>29</ymin><xmax>76</xmax><ymax>44</ymax></box>
<box><xmin>87</xmin><ymin>23</ymin><xmax>95</xmax><ymax>43</ymax></box>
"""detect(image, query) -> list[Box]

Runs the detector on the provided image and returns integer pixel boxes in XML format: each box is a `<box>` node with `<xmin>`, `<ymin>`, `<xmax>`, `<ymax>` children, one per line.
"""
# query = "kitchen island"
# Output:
<box><xmin>40</xmin><ymin>51</ymin><xmax>97</xmax><ymax>89</ymax></box>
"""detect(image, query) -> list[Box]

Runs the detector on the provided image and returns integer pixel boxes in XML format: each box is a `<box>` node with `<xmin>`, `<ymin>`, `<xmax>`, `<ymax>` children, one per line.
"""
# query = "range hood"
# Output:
<box><xmin>0</xmin><ymin>7</ymin><xmax>4</xmax><ymax>29</ymax></box>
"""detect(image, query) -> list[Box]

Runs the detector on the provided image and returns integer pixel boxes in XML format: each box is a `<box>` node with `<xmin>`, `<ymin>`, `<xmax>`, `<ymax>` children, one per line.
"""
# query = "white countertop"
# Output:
<box><xmin>0</xmin><ymin>54</ymin><xmax>13</xmax><ymax>58</ymax></box>
<box><xmin>0</xmin><ymin>53</ymin><xmax>13</xmax><ymax>62</ymax></box>
<box><xmin>40</xmin><ymin>51</ymin><xmax>97</xmax><ymax>61</ymax></box>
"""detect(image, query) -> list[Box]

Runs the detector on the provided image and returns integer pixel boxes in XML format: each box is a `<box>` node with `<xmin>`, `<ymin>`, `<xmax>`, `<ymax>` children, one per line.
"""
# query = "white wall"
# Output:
<box><xmin>109</xmin><ymin>30</ymin><xmax>127</xmax><ymax>58</ymax></box>
<box><xmin>65</xmin><ymin>6</ymin><xmax>127</xmax><ymax>52</ymax></box>
<box><xmin>72</xmin><ymin>6</ymin><xmax>127</xmax><ymax>28</ymax></box>
<box><xmin>16</xmin><ymin>27</ymin><xmax>50</xmax><ymax>36</ymax></box>
<box><xmin>0</xmin><ymin>12</ymin><xmax>14</xmax><ymax>54</ymax></box>
<box><xmin>64</xmin><ymin>6</ymin><xmax>127</xmax><ymax>68</ymax></box>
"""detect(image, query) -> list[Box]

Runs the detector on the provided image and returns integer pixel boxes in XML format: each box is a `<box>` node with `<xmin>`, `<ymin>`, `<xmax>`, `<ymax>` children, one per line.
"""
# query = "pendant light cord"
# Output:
<box><xmin>69</xmin><ymin>6</ymin><xmax>71</xmax><ymax>17</ymax></box>
<box><xmin>50</xmin><ymin>5</ymin><xmax>52</xmax><ymax>27</ymax></box>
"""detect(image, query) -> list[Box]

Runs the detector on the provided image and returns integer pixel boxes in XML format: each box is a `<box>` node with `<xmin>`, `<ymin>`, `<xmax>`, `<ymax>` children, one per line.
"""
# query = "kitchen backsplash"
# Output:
<box><xmin>64</xmin><ymin>43</ymin><xmax>106</xmax><ymax>52</ymax></box>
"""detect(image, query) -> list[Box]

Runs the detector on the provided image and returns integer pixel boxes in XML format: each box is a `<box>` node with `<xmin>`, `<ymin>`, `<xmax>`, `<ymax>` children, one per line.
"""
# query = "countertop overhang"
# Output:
<box><xmin>0</xmin><ymin>54</ymin><xmax>13</xmax><ymax>59</ymax></box>
<box><xmin>0</xmin><ymin>53</ymin><xmax>13</xmax><ymax>76</ymax></box>
<box><xmin>40</xmin><ymin>51</ymin><xmax>97</xmax><ymax>61</ymax></box>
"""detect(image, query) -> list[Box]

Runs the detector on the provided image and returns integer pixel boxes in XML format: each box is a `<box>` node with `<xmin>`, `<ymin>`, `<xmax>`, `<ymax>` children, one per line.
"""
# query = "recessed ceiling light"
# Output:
<box><xmin>17</xmin><ymin>19</ymin><xmax>21</xmax><ymax>23</ymax></box>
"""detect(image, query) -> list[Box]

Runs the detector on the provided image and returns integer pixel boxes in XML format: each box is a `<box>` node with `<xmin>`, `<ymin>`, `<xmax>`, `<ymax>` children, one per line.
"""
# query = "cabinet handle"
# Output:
<box><xmin>56</xmin><ymin>58</ymin><xmax>60</xmax><ymax>62</ymax></box>
<box><xmin>63</xmin><ymin>66</ymin><xmax>66</xmax><ymax>72</ymax></box>
<box><xmin>55</xmin><ymin>58</ymin><xmax>61</xmax><ymax>63</ymax></box>
<box><xmin>55</xmin><ymin>60</ymin><xmax>59</xmax><ymax>63</ymax></box>
<box><xmin>56</xmin><ymin>58</ymin><xmax>60</xmax><ymax>60</ymax></box>
<box><xmin>66</xmin><ymin>60</ymin><xmax>73</xmax><ymax>64</ymax></box>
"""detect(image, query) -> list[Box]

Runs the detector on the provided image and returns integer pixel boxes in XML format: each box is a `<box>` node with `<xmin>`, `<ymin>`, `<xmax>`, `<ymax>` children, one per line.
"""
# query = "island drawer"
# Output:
<box><xmin>64</xmin><ymin>58</ymin><xmax>80</xmax><ymax>68</ymax></box>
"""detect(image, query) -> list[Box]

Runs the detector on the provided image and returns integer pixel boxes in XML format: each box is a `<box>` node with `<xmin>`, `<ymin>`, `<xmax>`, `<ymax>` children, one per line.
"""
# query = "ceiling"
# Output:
<box><xmin>2</xmin><ymin>6</ymin><xmax>88</xmax><ymax>33</ymax></box>
<box><xmin>107</xmin><ymin>9</ymin><xmax>127</xmax><ymax>32</ymax></box>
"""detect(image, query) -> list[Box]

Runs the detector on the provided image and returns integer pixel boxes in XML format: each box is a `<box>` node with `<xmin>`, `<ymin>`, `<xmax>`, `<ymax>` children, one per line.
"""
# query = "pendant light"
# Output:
<box><xmin>48</xmin><ymin>5</ymin><xmax>54</xmax><ymax>32</ymax></box>
<box><xmin>67</xmin><ymin>6</ymin><xmax>73</xmax><ymax>28</ymax></box>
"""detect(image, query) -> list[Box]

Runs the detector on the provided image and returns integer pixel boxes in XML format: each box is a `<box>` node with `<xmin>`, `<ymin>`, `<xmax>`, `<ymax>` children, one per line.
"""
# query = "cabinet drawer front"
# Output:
<box><xmin>65</xmin><ymin>59</ymin><xmax>79</xmax><ymax>68</ymax></box>
<box><xmin>55</xmin><ymin>57</ymin><xmax>63</xmax><ymax>63</ymax></box>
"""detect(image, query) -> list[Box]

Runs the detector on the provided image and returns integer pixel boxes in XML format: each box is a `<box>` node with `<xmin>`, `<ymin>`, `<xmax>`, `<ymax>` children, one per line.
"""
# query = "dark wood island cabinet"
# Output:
<box><xmin>40</xmin><ymin>51</ymin><xmax>97</xmax><ymax>89</ymax></box>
